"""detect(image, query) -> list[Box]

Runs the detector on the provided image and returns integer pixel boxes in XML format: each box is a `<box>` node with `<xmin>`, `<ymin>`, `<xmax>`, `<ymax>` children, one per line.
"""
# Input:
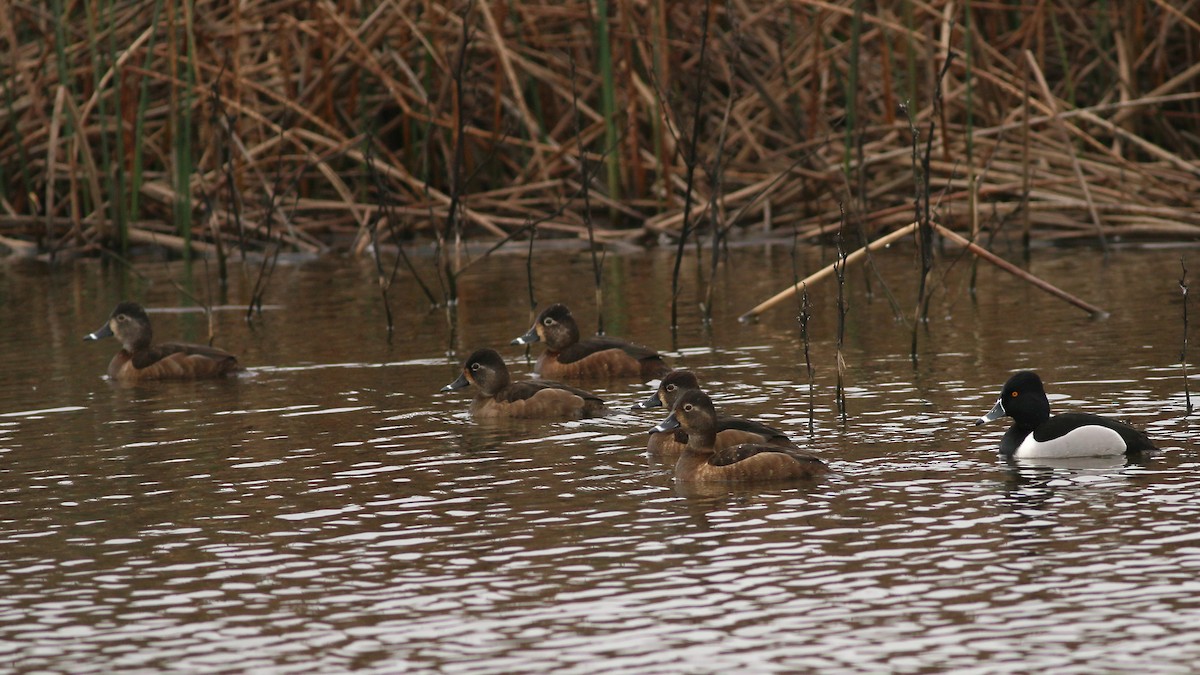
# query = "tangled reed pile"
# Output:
<box><xmin>1</xmin><ymin>1</ymin><xmax>1198</xmax><ymax>260</ymax></box>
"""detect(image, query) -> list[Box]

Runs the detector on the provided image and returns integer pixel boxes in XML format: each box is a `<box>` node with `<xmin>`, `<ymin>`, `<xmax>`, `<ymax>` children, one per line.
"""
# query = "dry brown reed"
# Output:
<box><xmin>1</xmin><ymin>1</ymin><xmax>1199</xmax><ymax>260</ymax></box>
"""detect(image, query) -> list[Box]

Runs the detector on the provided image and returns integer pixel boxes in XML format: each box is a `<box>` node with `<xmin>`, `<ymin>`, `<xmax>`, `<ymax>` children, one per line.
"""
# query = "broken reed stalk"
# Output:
<box><xmin>1182</xmin><ymin>257</ymin><xmax>1193</xmax><ymax>415</ymax></box>
<box><xmin>572</xmin><ymin>52</ymin><xmax>605</xmax><ymax>336</ymax></box>
<box><xmin>669</xmin><ymin>0</ymin><xmax>713</xmax><ymax>331</ymax></box>
<box><xmin>931</xmin><ymin>223</ymin><xmax>1107</xmax><ymax>318</ymax></box>
<box><xmin>245</xmin><ymin>150</ymin><xmax>286</xmax><ymax>319</ymax></box>
<box><xmin>439</xmin><ymin>0</ymin><xmax>475</xmax><ymax>307</ymax></box>
<box><xmin>524</xmin><ymin>221</ymin><xmax>537</xmax><ymax>321</ymax></box>
<box><xmin>739</xmin><ymin>222</ymin><xmax>919</xmax><ymax>322</ymax></box>
<box><xmin>800</xmin><ymin>285</ymin><xmax>815</xmax><ymax>435</ymax></box>
<box><xmin>388</xmin><ymin>217</ymin><xmax>438</xmax><ymax>308</ymax></box>
<box><xmin>910</xmin><ymin>54</ymin><xmax>953</xmax><ymax>365</ymax></box>
<box><xmin>368</xmin><ymin>140</ymin><xmax>439</xmax><ymax>309</ymax></box>
<box><xmin>790</xmin><ymin>229</ymin><xmax>815</xmax><ymax>436</ymax></box>
<box><xmin>834</xmin><ymin>211</ymin><xmax>849</xmax><ymax>422</ymax></box>
<box><xmin>365</xmin><ymin>212</ymin><xmax>396</xmax><ymax>333</ymax></box>
<box><xmin>701</xmin><ymin>96</ymin><xmax>734</xmax><ymax>324</ymax></box>
<box><xmin>739</xmin><ymin>220</ymin><xmax>1107</xmax><ymax>322</ymax></box>
<box><xmin>701</xmin><ymin>10</ymin><xmax>745</xmax><ymax>323</ymax></box>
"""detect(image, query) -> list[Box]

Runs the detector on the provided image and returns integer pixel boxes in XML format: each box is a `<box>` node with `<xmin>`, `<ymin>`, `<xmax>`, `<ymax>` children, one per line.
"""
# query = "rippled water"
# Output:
<box><xmin>1</xmin><ymin>244</ymin><xmax>1197</xmax><ymax>672</ymax></box>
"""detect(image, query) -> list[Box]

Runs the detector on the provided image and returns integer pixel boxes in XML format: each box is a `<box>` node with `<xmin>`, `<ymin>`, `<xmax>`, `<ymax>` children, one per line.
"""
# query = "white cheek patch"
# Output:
<box><xmin>1015</xmin><ymin>425</ymin><xmax>1126</xmax><ymax>458</ymax></box>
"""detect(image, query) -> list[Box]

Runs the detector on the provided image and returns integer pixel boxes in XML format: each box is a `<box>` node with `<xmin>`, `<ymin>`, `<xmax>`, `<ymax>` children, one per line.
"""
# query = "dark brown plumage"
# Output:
<box><xmin>653</xmin><ymin>390</ymin><xmax>827</xmax><ymax>483</ymax></box>
<box><xmin>443</xmin><ymin>348</ymin><xmax>608</xmax><ymax>419</ymax></box>
<box><xmin>634</xmin><ymin>370</ymin><xmax>797</xmax><ymax>459</ymax></box>
<box><xmin>511</xmin><ymin>303</ymin><xmax>669</xmax><ymax>380</ymax></box>
<box><xmin>84</xmin><ymin>302</ymin><xmax>239</xmax><ymax>382</ymax></box>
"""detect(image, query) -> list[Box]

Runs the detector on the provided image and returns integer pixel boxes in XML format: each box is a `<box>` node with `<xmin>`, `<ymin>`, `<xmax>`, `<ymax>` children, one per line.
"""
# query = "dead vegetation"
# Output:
<box><xmin>1</xmin><ymin>0</ymin><xmax>1198</xmax><ymax>260</ymax></box>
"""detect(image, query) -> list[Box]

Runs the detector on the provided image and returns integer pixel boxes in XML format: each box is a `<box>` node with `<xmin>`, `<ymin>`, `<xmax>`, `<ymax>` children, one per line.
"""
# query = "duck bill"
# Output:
<box><xmin>83</xmin><ymin>322</ymin><xmax>114</xmax><ymax>342</ymax></box>
<box><xmin>631</xmin><ymin>392</ymin><xmax>663</xmax><ymax>411</ymax></box>
<box><xmin>651</xmin><ymin>413</ymin><xmax>681</xmax><ymax>434</ymax></box>
<box><xmin>441</xmin><ymin>372</ymin><xmax>471</xmax><ymax>392</ymax></box>
<box><xmin>976</xmin><ymin>398</ymin><xmax>1006</xmax><ymax>426</ymax></box>
<box><xmin>510</xmin><ymin>324</ymin><xmax>540</xmax><ymax>346</ymax></box>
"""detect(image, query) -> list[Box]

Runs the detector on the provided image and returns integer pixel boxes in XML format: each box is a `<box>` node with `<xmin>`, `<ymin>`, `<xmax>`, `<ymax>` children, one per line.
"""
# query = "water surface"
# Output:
<box><xmin>0</xmin><ymin>244</ymin><xmax>1196</xmax><ymax>672</ymax></box>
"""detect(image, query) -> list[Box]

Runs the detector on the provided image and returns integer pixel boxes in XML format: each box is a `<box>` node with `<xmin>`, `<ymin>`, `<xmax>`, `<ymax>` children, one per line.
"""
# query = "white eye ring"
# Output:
<box><xmin>470</xmin><ymin>362</ymin><xmax>481</xmax><ymax>371</ymax></box>
<box><xmin>543</xmin><ymin>317</ymin><xmax>555</xmax><ymax>326</ymax></box>
<box><xmin>666</xmin><ymin>384</ymin><xmax>676</xmax><ymax>391</ymax></box>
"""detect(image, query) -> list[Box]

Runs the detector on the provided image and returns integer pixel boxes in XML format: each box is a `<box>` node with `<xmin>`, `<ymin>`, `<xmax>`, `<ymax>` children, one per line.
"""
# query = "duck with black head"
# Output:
<box><xmin>652</xmin><ymin>389</ymin><xmax>828</xmax><ymax>483</ymax></box>
<box><xmin>633</xmin><ymin>370</ymin><xmax>798</xmax><ymax>458</ymax></box>
<box><xmin>443</xmin><ymin>348</ymin><xmax>608</xmax><ymax>420</ymax></box>
<box><xmin>977</xmin><ymin>370</ymin><xmax>1157</xmax><ymax>458</ymax></box>
<box><xmin>84</xmin><ymin>302</ymin><xmax>240</xmax><ymax>382</ymax></box>
<box><xmin>510</xmin><ymin>303</ymin><xmax>669</xmax><ymax>381</ymax></box>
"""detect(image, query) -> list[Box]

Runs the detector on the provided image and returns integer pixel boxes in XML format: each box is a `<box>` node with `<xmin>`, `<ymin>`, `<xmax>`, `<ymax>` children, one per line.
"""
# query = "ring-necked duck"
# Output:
<box><xmin>443</xmin><ymin>348</ymin><xmax>608</xmax><ymax>419</ymax></box>
<box><xmin>510</xmin><ymin>303</ymin><xmax>669</xmax><ymax>380</ymax></box>
<box><xmin>653</xmin><ymin>389</ymin><xmax>828</xmax><ymax>483</ymax></box>
<box><xmin>84</xmin><ymin>302</ymin><xmax>239</xmax><ymax>381</ymax></box>
<box><xmin>976</xmin><ymin>370</ymin><xmax>1156</xmax><ymax>458</ymax></box>
<box><xmin>633</xmin><ymin>370</ymin><xmax>797</xmax><ymax>457</ymax></box>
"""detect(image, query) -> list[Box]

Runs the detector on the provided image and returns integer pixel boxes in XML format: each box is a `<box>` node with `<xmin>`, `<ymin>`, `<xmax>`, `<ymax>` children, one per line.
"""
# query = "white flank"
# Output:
<box><xmin>1015</xmin><ymin>425</ymin><xmax>1126</xmax><ymax>458</ymax></box>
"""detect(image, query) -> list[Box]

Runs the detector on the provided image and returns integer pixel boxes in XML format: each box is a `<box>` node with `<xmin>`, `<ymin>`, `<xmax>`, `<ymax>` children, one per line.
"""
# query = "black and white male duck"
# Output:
<box><xmin>976</xmin><ymin>370</ymin><xmax>1156</xmax><ymax>458</ymax></box>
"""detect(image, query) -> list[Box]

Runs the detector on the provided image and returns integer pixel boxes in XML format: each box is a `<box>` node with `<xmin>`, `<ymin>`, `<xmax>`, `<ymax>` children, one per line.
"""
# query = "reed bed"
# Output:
<box><xmin>1</xmin><ymin>0</ymin><xmax>1198</xmax><ymax>262</ymax></box>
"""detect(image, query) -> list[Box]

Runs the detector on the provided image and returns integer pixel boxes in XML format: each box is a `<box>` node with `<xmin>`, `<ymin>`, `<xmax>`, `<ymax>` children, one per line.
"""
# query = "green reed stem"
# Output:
<box><xmin>1</xmin><ymin>66</ymin><xmax>33</xmax><ymax>211</ymax></box>
<box><xmin>47</xmin><ymin>0</ymin><xmax>74</xmax><ymax>248</ymax></box>
<box><xmin>1048</xmin><ymin>8</ymin><xmax>1076</xmax><ymax>108</ymax></box>
<box><xmin>650</xmin><ymin>0</ymin><xmax>667</xmax><ymax>210</ymax></box>
<box><xmin>595</xmin><ymin>0</ymin><xmax>621</xmax><ymax>216</ymax></box>
<box><xmin>966</xmin><ymin>0</ymin><xmax>977</xmax><ymax>293</ymax></box>
<box><xmin>102</xmin><ymin>0</ymin><xmax>128</xmax><ymax>251</ymax></box>
<box><xmin>130</xmin><ymin>0</ymin><xmax>165</xmax><ymax>229</ymax></box>
<box><xmin>170</xmin><ymin>1</ymin><xmax>196</xmax><ymax>259</ymax></box>
<box><xmin>85</xmin><ymin>0</ymin><xmax>115</xmax><ymax>242</ymax></box>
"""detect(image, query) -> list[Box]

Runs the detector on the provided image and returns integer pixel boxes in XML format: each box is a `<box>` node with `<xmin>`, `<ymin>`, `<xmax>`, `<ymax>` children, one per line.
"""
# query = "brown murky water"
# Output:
<box><xmin>1</xmin><ymin>242</ymin><xmax>1197</xmax><ymax>672</ymax></box>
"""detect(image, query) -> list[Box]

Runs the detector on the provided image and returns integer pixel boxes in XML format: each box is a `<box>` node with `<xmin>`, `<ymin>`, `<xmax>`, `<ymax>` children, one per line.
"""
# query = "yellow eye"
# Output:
<box><xmin>1010</xmin><ymin>391</ymin><xmax>1019</xmax><ymax>398</ymax></box>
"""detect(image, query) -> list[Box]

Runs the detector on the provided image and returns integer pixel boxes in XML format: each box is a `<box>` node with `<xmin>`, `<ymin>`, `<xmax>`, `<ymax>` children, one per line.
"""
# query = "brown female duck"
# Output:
<box><xmin>510</xmin><ymin>303</ymin><xmax>669</xmax><ymax>380</ymax></box>
<box><xmin>84</xmin><ymin>302</ymin><xmax>239</xmax><ymax>381</ymax></box>
<box><xmin>653</xmin><ymin>389</ymin><xmax>827</xmax><ymax>483</ymax></box>
<box><xmin>443</xmin><ymin>348</ymin><xmax>608</xmax><ymax>419</ymax></box>
<box><xmin>633</xmin><ymin>370</ymin><xmax>797</xmax><ymax>458</ymax></box>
